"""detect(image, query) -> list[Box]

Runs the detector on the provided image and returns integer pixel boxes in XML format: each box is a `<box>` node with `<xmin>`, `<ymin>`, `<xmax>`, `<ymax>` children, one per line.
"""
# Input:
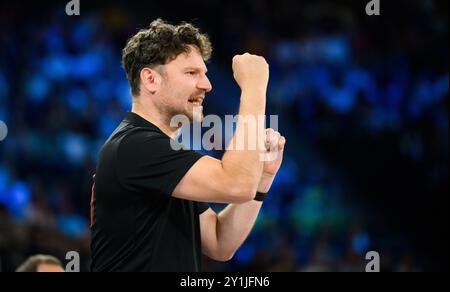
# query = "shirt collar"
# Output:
<box><xmin>123</xmin><ymin>112</ymin><xmax>163</xmax><ymax>133</ymax></box>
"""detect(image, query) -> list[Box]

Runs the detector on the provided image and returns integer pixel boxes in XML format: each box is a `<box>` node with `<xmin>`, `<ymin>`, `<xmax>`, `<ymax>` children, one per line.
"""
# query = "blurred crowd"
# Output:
<box><xmin>0</xmin><ymin>0</ymin><xmax>448</xmax><ymax>271</ymax></box>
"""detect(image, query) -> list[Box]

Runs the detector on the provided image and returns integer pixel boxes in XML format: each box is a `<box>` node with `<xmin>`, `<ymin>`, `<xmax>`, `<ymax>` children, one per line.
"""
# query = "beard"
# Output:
<box><xmin>162</xmin><ymin>90</ymin><xmax>205</xmax><ymax>125</ymax></box>
<box><xmin>189</xmin><ymin>105</ymin><xmax>204</xmax><ymax>123</ymax></box>
<box><xmin>165</xmin><ymin>103</ymin><xmax>204</xmax><ymax>128</ymax></box>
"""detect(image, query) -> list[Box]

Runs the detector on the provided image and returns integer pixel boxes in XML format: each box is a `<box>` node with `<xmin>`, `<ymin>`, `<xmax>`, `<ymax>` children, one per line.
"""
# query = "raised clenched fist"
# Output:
<box><xmin>232</xmin><ymin>53</ymin><xmax>269</xmax><ymax>94</ymax></box>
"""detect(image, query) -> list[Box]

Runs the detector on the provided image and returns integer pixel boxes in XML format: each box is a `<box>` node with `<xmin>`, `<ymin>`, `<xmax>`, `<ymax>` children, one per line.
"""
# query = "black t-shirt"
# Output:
<box><xmin>90</xmin><ymin>112</ymin><xmax>209</xmax><ymax>272</ymax></box>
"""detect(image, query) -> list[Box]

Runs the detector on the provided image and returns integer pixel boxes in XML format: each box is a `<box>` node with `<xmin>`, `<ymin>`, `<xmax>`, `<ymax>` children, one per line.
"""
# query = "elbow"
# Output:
<box><xmin>217</xmin><ymin>254</ymin><xmax>234</xmax><ymax>262</ymax></box>
<box><xmin>213</xmin><ymin>250</ymin><xmax>235</xmax><ymax>262</ymax></box>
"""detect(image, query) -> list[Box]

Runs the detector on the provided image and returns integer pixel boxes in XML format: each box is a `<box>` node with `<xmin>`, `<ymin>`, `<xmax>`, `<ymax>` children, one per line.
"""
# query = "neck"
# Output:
<box><xmin>131</xmin><ymin>99</ymin><xmax>180</xmax><ymax>139</ymax></box>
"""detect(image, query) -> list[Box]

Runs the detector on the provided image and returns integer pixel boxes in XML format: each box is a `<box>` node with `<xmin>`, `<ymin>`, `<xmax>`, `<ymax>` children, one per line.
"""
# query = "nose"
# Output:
<box><xmin>198</xmin><ymin>74</ymin><xmax>212</xmax><ymax>93</ymax></box>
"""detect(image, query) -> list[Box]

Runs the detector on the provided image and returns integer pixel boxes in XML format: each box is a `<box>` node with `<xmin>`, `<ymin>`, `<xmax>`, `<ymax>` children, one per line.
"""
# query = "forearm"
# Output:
<box><xmin>210</xmin><ymin>119</ymin><xmax>283</xmax><ymax>260</ymax></box>
<box><xmin>207</xmin><ymin>156</ymin><xmax>279</xmax><ymax>261</ymax></box>
<box><xmin>215</xmin><ymin>199</ymin><xmax>263</xmax><ymax>260</ymax></box>
<box><xmin>221</xmin><ymin>90</ymin><xmax>266</xmax><ymax>196</ymax></box>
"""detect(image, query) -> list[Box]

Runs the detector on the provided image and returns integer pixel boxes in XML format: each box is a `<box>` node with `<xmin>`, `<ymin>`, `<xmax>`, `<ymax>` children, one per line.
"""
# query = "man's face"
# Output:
<box><xmin>156</xmin><ymin>46</ymin><xmax>212</xmax><ymax>123</ymax></box>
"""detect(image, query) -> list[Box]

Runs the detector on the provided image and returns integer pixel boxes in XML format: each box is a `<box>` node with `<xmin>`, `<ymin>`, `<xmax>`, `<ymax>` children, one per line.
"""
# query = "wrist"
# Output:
<box><xmin>257</xmin><ymin>173</ymin><xmax>275</xmax><ymax>193</ymax></box>
<box><xmin>254</xmin><ymin>191</ymin><xmax>267</xmax><ymax>202</ymax></box>
<box><xmin>240</xmin><ymin>88</ymin><xmax>267</xmax><ymax>101</ymax></box>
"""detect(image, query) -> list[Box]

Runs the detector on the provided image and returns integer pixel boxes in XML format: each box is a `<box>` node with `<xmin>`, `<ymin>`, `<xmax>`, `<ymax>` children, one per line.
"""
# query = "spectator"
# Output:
<box><xmin>15</xmin><ymin>254</ymin><xmax>64</xmax><ymax>272</ymax></box>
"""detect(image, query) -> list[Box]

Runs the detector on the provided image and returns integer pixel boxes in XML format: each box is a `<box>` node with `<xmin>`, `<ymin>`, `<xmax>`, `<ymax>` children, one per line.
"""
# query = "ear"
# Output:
<box><xmin>140</xmin><ymin>67</ymin><xmax>160</xmax><ymax>94</ymax></box>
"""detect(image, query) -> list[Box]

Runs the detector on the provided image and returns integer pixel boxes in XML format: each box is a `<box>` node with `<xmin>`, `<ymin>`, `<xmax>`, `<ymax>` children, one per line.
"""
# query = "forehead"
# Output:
<box><xmin>166</xmin><ymin>46</ymin><xmax>207</xmax><ymax>72</ymax></box>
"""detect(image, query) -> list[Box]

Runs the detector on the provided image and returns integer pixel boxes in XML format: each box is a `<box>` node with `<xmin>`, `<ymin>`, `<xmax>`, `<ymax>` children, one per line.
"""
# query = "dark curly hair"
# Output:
<box><xmin>122</xmin><ymin>19</ymin><xmax>212</xmax><ymax>96</ymax></box>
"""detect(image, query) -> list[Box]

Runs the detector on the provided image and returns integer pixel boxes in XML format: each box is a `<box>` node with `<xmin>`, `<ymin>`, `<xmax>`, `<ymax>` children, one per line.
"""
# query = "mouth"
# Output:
<box><xmin>188</xmin><ymin>96</ymin><xmax>204</xmax><ymax>106</ymax></box>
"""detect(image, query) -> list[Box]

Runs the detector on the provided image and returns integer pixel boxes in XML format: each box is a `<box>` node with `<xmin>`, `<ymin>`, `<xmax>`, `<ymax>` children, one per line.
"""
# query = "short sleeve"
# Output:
<box><xmin>117</xmin><ymin>129</ymin><xmax>204</xmax><ymax>197</ymax></box>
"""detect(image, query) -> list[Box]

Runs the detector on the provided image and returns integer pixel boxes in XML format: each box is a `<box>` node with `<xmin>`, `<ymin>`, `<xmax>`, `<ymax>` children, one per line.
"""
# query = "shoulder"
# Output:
<box><xmin>117</xmin><ymin>126</ymin><xmax>195</xmax><ymax>162</ymax></box>
<box><xmin>118</xmin><ymin>127</ymin><xmax>169</xmax><ymax>154</ymax></box>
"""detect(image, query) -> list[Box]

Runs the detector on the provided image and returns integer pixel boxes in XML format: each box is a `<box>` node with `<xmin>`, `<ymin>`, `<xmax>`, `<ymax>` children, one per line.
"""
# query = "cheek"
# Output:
<box><xmin>162</xmin><ymin>77</ymin><xmax>196</xmax><ymax>108</ymax></box>
<box><xmin>177</xmin><ymin>80</ymin><xmax>196</xmax><ymax>99</ymax></box>
<box><xmin>179</xmin><ymin>75</ymin><xmax>197</xmax><ymax>90</ymax></box>
<box><xmin>161</xmin><ymin>81</ymin><xmax>183</xmax><ymax>103</ymax></box>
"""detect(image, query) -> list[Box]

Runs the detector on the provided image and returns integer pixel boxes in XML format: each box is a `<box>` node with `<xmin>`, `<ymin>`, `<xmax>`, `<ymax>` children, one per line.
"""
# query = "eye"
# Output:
<box><xmin>187</xmin><ymin>71</ymin><xmax>196</xmax><ymax>75</ymax></box>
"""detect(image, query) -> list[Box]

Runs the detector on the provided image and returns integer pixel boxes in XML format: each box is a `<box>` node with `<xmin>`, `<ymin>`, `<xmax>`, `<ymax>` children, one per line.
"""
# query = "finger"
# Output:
<box><xmin>269</xmin><ymin>132</ymin><xmax>280</xmax><ymax>152</ymax></box>
<box><xmin>265</xmin><ymin>128</ymin><xmax>275</xmax><ymax>149</ymax></box>
<box><xmin>265</xmin><ymin>128</ymin><xmax>274</xmax><ymax>140</ymax></box>
<box><xmin>278</xmin><ymin>136</ymin><xmax>286</xmax><ymax>151</ymax></box>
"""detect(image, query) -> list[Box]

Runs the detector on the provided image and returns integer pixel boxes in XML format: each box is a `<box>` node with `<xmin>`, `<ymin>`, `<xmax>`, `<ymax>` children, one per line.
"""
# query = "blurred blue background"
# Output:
<box><xmin>0</xmin><ymin>0</ymin><xmax>448</xmax><ymax>272</ymax></box>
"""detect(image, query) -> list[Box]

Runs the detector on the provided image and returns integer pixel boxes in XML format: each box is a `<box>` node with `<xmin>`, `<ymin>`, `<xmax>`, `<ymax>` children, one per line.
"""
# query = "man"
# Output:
<box><xmin>90</xmin><ymin>19</ymin><xmax>286</xmax><ymax>272</ymax></box>
<box><xmin>16</xmin><ymin>255</ymin><xmax>65</xmax><ymax>272</ymax></box>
